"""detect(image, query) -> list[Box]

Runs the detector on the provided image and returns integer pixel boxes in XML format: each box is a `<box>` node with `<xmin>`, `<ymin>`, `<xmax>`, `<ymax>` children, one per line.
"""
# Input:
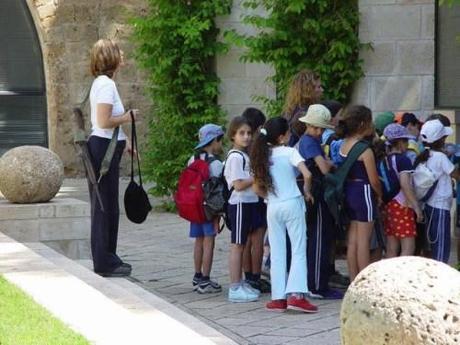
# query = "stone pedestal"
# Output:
<box><xmin>0</xmin><ymin>198</ymin><xmax>90</xmax><ymax>259</ymax></box>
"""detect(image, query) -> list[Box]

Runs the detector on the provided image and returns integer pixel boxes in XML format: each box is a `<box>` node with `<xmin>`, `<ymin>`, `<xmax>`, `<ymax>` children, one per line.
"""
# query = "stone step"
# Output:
<box><xmin>0</xmin><ymin>233</ymin><xmax>236</xmax><ymax>345</ymax></box>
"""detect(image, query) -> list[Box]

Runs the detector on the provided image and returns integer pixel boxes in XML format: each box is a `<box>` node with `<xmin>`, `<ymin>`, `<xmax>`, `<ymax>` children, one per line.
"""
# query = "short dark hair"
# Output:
<box><xmin>320</xmin><ymin>100</ymin><xmax>342</xmax><ymax>118</ymax></box>
<box><xmin>241</xmin><ymin>108</ymin><xmax>266</xmax><ymax>132</ymax></box>
<box><xmin>426</xmin><ymin>113</ymin><xmax>451</xmax><ymax>127</ymax></box>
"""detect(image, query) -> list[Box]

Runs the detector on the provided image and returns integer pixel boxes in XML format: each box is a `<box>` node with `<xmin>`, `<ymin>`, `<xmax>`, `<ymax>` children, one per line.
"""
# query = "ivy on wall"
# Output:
<box><xmin>225</xmin><ymin>0</ymin><xmax>365</xmax><ymax>116</ymax></box>
<box><xmin>132</xmin><ymin>1</ymin><xmax>232</xmax><ymax>196</ymax></box>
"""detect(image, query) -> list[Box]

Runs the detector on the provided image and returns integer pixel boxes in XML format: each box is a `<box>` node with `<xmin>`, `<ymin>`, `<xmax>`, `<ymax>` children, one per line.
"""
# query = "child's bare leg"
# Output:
<box><xmin>400</xmin><ymin>237</ymin><xmax>415</xmax><ymax>256</ymax></box>
<box><xmin>347</xmin><ymin>222</ymin><xmax>359</xmax><ymax>281</ymax></box>
<box><xmin>250</xmin><ymin>227</ymin><xmax>265</xmax><ymax>277</ymax></box>
<box><xmin>194</xmin><ymin>237</ymin><xmax>204</xmax><ymax>273</ymax></box>
<box><xmin>202</xmin><ymin>236</ymin><xmax>215</xmax><ymax>277</ymax></box>
<box><xmin>243</xmin><ymin>238</ymin><xmax>252</xmax><ymax>279</ymax></box>
<box><xmin>356</xmin><ymin>221</ymin><xmax>373</xmax><ymax>274</ymax></box>
<box><xmin>386</xmin><ymin>236</ymin><xmax>400</xmax><ymax>258</ymax></box>
<box><xmin>229</xmin><ymin>244</ymin><xmax>245</xmax><ymax>284</ymax></box>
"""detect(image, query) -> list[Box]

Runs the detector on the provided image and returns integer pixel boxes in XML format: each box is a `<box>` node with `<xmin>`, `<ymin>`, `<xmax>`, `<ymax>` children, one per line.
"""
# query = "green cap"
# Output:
<box><xmin>374</xmin><ymin>112</ymin><xmax>395</xmax><ymax>135</ymax></box>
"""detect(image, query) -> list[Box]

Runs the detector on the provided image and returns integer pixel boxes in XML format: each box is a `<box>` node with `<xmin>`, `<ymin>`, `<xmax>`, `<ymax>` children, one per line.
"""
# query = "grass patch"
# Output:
<box><xmin>0</xmin><ymin>276</ymin><xmax>90</xmax><ymax>345</ymax></box>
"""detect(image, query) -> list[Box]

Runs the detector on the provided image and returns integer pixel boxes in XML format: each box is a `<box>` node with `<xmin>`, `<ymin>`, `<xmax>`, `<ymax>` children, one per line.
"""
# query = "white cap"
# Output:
<box><xmin>299</xmin><ymin>104</ymin><xmax>334</xmax><ymax>129</ymax></box>
<box><xmin>420</xmin><ymin>119</ymin><xmax>453</xmax><ymax>143</ymax></box>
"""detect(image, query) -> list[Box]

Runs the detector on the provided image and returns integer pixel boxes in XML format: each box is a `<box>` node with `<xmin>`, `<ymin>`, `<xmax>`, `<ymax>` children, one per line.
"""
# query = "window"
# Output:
<box><xmin>0</xmin><ymin>0</ymin><xmax>47</xmax><ymax>153</ymax></box>
<box><xmin>435</xmin><ymin>1</ymin><xmax>460</xmax><ymax>108</ymax></box>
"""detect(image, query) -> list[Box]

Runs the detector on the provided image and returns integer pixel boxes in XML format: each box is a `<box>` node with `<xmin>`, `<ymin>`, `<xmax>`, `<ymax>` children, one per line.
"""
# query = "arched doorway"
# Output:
<box><xmin>0</xmin><ymin>0</ymin><xmax>47</xmax><ymax>154</ymax></box>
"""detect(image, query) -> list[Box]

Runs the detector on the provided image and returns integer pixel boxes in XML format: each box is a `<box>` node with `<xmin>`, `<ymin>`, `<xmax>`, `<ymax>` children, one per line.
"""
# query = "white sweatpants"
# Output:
<box><xmin>267</xmin><ymin>196</ymin><xmax>308</xmax><ymax>300</ymax></box>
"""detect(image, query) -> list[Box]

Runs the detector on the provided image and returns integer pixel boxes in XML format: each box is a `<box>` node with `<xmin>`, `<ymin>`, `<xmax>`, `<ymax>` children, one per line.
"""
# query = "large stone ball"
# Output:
<box><xmin>341</xmin><ymin>257</ymin><xmax>460</xmax><ymax>345</ymax></box>
<box><xmin>0</xmin><ymin>146</ymin><xmax>64</xmax><ymax>203</ymax></box>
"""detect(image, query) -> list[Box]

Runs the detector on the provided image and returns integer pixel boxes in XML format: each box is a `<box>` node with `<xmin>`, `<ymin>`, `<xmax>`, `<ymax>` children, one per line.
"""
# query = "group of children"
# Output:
<box><xmin>184</xmin><ymin>69</ymin><xmax>460</xmax><ymax>313</ymax></box>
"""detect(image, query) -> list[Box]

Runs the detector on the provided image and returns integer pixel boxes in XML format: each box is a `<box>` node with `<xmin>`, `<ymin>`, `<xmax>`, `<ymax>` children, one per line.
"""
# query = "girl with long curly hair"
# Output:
<box><xmin>250</xmin><ymin>117</ymin><xmax>318</xmax><ymax>313</ymax></box>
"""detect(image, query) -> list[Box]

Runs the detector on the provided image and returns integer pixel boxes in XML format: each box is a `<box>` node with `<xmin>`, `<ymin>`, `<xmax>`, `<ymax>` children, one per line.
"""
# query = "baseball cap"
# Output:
<box><xmin>420</xmin><ymin>119</ymin><xmax>453</xmax><ymax>144</ymax></box>
<box><xmin>195</xmin><ymin>124</ymin><xmax>224</xmax><ymax>149</ymax></box>
<box><xmin>383</xmin><ymin>123</ymin><xmax>414</xmax><ymax>144</ymax></box>
<box><xmin>299</xmin><ymin>104</ymin><xmax>334</xmax><ymax>129</ymax></box>
<box><xmin>401</xmin><ymin>113</ymin><xmax>422</xmax><ymax>127</ymax></box>
<box><xmin>374</xmin><ymin>112</ymin><xmax>395</xmax><ymax>135</ymax></box>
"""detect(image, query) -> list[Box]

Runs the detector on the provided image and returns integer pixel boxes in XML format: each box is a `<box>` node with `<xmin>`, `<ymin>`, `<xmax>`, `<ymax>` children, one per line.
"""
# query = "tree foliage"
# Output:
<box><xmin>225</xmin><ymin>0</ymin><xmax>365</xmax><ymax>116</ymax></box>
<box><xmin>132</xmin><ymin>1</ymin><xmax>232</xmax><ymax>196</ymax></box>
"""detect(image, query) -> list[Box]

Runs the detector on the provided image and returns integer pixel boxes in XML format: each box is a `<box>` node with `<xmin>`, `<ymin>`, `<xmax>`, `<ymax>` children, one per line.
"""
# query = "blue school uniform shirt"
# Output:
<box><xmin>298</xmin><ymin>134</ymin><xmax>323</xmax><ymax>161</ymax></box>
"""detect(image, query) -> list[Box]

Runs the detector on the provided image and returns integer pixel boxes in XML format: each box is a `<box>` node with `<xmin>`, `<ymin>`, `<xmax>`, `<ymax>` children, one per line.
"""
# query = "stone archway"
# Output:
<box><xmin>0</xmin><ymin>0</ymin><xmax>47</xmax><ymax>154</ymax></box>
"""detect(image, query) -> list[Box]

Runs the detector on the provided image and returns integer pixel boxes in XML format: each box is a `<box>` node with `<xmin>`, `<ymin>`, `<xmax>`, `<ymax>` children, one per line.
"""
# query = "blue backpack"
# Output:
<box><xmin>378</xmin><ymin>154</ymin><xmax>400</xmax><ymax>203</ymax></box>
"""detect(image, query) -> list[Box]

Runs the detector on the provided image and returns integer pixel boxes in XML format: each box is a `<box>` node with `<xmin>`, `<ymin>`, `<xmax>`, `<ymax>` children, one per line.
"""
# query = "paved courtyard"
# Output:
<box><xmin>62</xmin><ymin>179</ymin><xmax>342</xmax><ymax>345</ymax></box>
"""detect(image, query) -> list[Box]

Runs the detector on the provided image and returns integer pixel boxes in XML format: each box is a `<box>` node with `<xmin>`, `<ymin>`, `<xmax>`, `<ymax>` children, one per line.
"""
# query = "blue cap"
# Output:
<box><xmin>195</xmin><ymin>124</ymin><xmax>224</xmax><ymax>149</ymax></box>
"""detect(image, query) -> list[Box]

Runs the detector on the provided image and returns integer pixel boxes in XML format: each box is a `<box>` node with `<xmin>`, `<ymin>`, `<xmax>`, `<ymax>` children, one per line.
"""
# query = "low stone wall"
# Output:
<box><xmin>0</xmin><ymin>198</ymin><xmax>90</xmax><ymax>259</ymax></box>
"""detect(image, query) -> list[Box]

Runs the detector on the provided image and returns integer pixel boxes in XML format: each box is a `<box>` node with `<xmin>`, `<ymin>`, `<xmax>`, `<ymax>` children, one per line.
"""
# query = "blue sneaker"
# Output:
<box><xmin>228</xmin><ymin>285</ymin><xmax>259</xmax><ymax>303</ymax></box>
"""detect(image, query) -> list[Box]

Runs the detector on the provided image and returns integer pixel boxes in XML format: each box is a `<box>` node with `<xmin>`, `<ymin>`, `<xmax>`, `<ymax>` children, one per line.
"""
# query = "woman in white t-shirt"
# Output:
<box><xmin>250</xmin><ymin>116</ymin><xmax>318</xmax><ymax>313</ymax></box>
<box><xmin>416</xmin><ymin>119</ymin><xmax>460</xmax><ymax>263</ymax></box>
<box><xmin>87</xmin><ymin>39</ymin><xmax>139</xmax><ymax>277</ymax></box>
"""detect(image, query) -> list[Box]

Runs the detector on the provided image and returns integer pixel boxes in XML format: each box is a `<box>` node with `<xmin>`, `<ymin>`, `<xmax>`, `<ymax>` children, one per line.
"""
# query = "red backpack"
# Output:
<box><xmin>174</xmin><ymin>154</ymin><xmax>215</xmax><ymax>223</ymax></box>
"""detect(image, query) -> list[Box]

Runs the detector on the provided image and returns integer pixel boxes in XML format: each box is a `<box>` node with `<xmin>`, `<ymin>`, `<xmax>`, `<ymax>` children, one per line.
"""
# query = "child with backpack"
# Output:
<box><xmin>336</xmin><ymin>105</ymin><xmax>383</xmax><ymax>281</ymax></box>
<box><xmin>224</xmin><ymin>116</ymin><xmax>265</xmax><ymax>303</ymax></box>
<box><xmin>181</xmin><ymin>124</ymin><xmax>224</xmax><ymax>294</ymax></box>
<box><xmin>250</xmin><ymin>116</ymin><xmax>318</xmax><ymax>313</ymax></box>
<box><xmin>381</xmin><ymin>124</ymin><xmax>423</xmax><ymax>257</ymax></box>
<box><xmin>241</xmin><ymin>108</ymin><xmax>270</xmax><ymax>293</ymax></box>
<box><xmin>297</xmin><ymin>104</ymin><xmax>343</xmax><ymax>299</ymax></box>
<box><xmin>414</xmin><ymin>119</ymin><xmax>460</xmax><ymax>263</ymax></box>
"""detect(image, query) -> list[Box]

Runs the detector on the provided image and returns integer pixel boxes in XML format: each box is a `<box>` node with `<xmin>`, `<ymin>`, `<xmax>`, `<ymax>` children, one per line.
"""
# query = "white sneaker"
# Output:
<box><xmin>242</xmin><ymin>281</ymin><xmax>261</xmax><ymax>296</ymax></box>
<box><xmin>228</xmin><ymin>285</ymin><xmax>259</xmax><ymax>303</ymax></box>
<box><xmin>305</xmin><ymin>291</ymin><xmax>324</xmax><ymax>299</ymax></box>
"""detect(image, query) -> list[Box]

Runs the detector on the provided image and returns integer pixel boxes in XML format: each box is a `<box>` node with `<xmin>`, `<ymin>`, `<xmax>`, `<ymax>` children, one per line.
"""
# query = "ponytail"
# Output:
<box><xmin>415</xmin><ymin>137</ymin><xmax>445</xmax><ymax>167</ymax></box>
<box><xmin>250</xmin><ymin>131</ymin><xmax>272</xmax><ymax>195</ymax></box>
<box><xmin>250</xmin><ymin>117</ymin><xmax>289</xmax><ymax>195</ymax></box>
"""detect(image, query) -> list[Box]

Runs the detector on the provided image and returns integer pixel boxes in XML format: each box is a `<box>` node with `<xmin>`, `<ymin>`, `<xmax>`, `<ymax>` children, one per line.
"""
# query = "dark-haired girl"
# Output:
<box><xmin>337</xmin><ymin>105</ymin><xmax>382</xmax><ymax>281</ymax></box>
<box><xmin>416</xmin><ymin>119</ymin><xmax>460</xmax><ymax>263</ymax></box>
<box><xmin>251</xmin><ymin>117</ymin><xmax>318</xmax><ymax>313</ymax></box>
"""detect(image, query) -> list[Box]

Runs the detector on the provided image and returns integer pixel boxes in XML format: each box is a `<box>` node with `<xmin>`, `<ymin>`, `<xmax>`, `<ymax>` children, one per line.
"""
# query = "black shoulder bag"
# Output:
<box><xmin>124</xmin><ymin>112</ymin><xmax>152</xmax><ymax>223</ymax></box>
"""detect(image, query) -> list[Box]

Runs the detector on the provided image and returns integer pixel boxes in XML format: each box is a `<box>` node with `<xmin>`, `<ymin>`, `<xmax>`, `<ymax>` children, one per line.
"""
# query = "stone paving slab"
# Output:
<box><xmin>114</xmin><ymin>213</ymin><xmax>342</xmax><ymax>345</ymax></box>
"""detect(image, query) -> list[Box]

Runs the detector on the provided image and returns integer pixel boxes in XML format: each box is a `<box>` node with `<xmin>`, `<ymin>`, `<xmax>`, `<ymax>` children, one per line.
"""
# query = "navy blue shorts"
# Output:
<box><xmin>344</xmin><ymin>181</ymin><xmax>376</xmax><ymax>222</ymax></box>
<box><xmin>228</xmin><ymin>202</ymin><xmax>266</xmax><ymax>245</ymax></box>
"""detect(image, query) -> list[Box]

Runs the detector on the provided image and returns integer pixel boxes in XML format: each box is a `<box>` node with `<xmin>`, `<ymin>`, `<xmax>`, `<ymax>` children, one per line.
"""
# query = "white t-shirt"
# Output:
<box><xmin>426</xmin><ymin>151</ymin><xmax>455</xmax><ymax>210</ymax></box>
<box><xmin>267</xmin><ymin>146</ymin><xmax>305</xmax><ymax>204</ymax></box>
<box><xmin>187</xmin><ymin>153</ymin><xmax>223</xmax><ymax>177</ymax></box>
<box><xmin>224</xmin><ymin>150</ymin><xmax>258</xmax><ymax>204</ymax></box>
<box><xmin>90</xmin><ymin>75</ymin><xmax>127</xmax><ymax>140</ymax></box>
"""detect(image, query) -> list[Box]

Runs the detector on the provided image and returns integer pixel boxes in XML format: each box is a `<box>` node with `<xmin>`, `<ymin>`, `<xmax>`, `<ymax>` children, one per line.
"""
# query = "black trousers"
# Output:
<box><xmin>87</xmin><ymin>136</ymin><xmax>126</xmax><ymax>272</ymax></box>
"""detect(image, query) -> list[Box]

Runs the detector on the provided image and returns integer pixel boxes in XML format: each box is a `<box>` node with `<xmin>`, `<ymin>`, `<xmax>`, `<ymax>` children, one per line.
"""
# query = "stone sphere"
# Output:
<box><xmin>341</xmin><ymin>257</ymin><xmax>460</xmax><ymax>345</ymax></box>
<box><xmin>0</xmin><ymin>146</ymin><xmax>64</xmax><ymax>203</ymax></box>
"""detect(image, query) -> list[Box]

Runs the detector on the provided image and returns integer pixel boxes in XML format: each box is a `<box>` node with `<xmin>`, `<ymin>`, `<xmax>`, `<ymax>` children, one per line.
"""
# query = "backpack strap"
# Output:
<box><xmin>222</xmin><ymin>150</ymin><xmax>247</xmax><ymax>195</ymax></box>
<box><xmin>337</xmin><ymin>141</ymin><xmax>370</xmax><ymax>177</ymax></box>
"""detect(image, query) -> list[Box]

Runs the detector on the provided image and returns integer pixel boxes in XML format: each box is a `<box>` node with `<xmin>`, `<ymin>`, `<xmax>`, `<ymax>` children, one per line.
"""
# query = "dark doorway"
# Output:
<box><xmin>0</xmin><ymin>0</ymin><xmax>47</xmax><ymax>154</ymax></box>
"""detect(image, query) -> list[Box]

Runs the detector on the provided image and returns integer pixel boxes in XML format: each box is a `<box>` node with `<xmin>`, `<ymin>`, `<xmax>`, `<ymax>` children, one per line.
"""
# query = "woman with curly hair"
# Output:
<box><xmin>283</xmin><ymin>69</ymin><xmax>324</xmax><ymax>147</ymax></box>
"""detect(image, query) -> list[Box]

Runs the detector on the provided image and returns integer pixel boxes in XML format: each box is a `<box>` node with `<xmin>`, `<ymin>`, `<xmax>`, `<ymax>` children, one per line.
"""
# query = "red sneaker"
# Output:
<box><xmin>266</xmin><ymin>299</ymin><xmax>287</xmax><ymax>312</ymax></box>
<box><xmin>287</xmin><ymin>296</ymin><xmax>318</xmax><ymax>313</ymax></box>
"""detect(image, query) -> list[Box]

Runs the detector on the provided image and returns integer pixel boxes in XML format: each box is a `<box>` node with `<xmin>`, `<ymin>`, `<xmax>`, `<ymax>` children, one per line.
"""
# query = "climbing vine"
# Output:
<box><xmin>132</xmin><ymin>1</ymin><xmax>232</xmax><ymax>196</ymax></box>
<box><xmin>225</xmin><ymin>0</ymin><xmax>365</xmax><ymax>116</ymax></box>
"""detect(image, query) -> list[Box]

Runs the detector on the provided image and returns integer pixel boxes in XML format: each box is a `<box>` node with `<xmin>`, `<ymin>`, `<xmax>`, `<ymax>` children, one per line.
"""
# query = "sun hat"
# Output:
<box><xmin>383</xmin><ymin>123</ymin><xmax>414</xmax><ymax>144</ymax></box>
<box><xmin>401</xmin><ymin>112</ymin><xmax>422</xmax><ymax>127</ymax></box>
<box><xmin>374</xmin><ymin>112</ymin><xmax>395</xmax><ymax>135</ymax></box>
<box><xmin>298</xmin><ymin>104</ymin><xmax>334</xmax><ymax>129</ymax></box>
<box><xmin>195</xmin><ymin>124</ymin><xmax>224</xmax><ymax>149</ymax></box>
<box><xmin>420</xmin><ymin>119</ymin><xmax>453</xmax><ymax>144</ymax></box>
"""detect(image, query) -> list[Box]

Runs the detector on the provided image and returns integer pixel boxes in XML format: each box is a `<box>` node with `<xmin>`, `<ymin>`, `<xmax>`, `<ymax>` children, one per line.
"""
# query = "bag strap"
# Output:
<box><xmin>129</xmin><ymin>112</ymin><xmax>143</xmax><ymax>186</ymax></box>
<box><xmin>98</xmin><ymin>126</ymin><xmax>120</xmax><ymax>182</ymax></box>
<box><xmin>337</xmin><ymin>141</ymin><xmax>370</xmax><ymax>178</ymax></box>
<box><xmin>222</xmin><ymin>150</ymin><xmax>246</xmax><ymax>195</ymax></box>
